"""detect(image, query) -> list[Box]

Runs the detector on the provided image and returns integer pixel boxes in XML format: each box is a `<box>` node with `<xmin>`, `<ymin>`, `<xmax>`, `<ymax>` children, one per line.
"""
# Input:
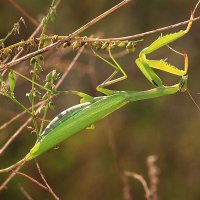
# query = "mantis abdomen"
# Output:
<box><xmin>27</xmin><ymin>94</ymin><xmax>129</xmax><ymax>160</ymax></box>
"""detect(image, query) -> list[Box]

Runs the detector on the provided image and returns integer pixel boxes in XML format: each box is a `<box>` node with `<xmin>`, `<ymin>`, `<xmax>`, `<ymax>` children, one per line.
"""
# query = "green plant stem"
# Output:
<box><xmin>31</xmin><ymin>66</ymin><xmax>38</xmax><ymax>133</ymax></box>
<box><xmin>12</xmin><ymin>69</ymin><xmax>86</xmax><ymax>98</ymax></box>
<box><xmin>0</xmin><ymin>91</ymin><xmax>39</xmax><ymax>132</ymax></box>
<box><xmin>38</xmin><ymin>104</ymin><xmax>49</xmax><ymax>135</ymax></box>
<box><xmin>12</xmin><ymin>70</ymin><xmax>51</xmax><ymax>92</ymax></box>
<box><xmin>6</xmin><ymin>94</ymin><xmax>32</xmax><ymax>116</ymax></box>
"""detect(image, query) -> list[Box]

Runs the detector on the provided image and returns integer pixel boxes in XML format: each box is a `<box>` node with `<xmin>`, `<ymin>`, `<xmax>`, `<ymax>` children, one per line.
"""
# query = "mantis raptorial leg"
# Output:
<box><xmin>90</xmin><ymin>13</ymin><xmax>194</xmax><ymax>96</ymax></box>
<box><xmin>135</xmin><ymin>12</ymin><xmax>193</xmax><ymax>87</ymax></box>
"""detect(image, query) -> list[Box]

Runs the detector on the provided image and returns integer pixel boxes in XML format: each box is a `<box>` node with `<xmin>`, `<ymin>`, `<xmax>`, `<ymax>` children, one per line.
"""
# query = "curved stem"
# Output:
<box><xmin>0</xmin><ymin>157</ymin><xmax>27</xmax><ymax>174</ymax></box>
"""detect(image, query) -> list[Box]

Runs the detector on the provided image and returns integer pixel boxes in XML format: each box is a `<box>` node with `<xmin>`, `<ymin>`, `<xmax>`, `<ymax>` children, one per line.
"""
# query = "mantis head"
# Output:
<box><xmin>179</xmin><ymin>75</ymin><xmax>188</xmax><ymax>92</ymax></box>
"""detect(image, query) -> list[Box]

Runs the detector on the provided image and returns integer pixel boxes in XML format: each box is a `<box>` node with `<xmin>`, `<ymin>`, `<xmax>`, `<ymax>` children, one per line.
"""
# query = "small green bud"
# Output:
<box><xmin>35</xmin><ymin>74</ymin><xmax>40</xmax><ymax>81</ymax></box>
<box><xmin>42</xmin><ymin>92</ymin><xmax>51</xmax><ymax>100</ymax></box>
<box><xmin>35</xmin><ymin>90</ymin><xmax>42</xmax><ymax>99</ymax></box>
<box><xmin>63</xmin><ymin>41</ymin><xmax>71</xmax><ymax>48</ymax></box>
<box><xmin>35</xmin><ymin>63</ymin><xmax>43</xmax><ymax>71</ymax></box>
<box><xmin>37</xmin><ymin>55</ymin><xmax>44</xmax><ymax>61</ymax></box>
<box><xmin>30</xmin><ymin>70</ymin><xmax>34</xmax><ymax>76</ymax></box>
<box><xmin>50</xmin><ymin>8</ymin><xmax>56</xmax><ymax>22</ymax></box>
<box><xmin>30</xmin><ymin>57</ymin><xmax>37</xmax><ymax>65</ymax></box>
<box><xmin>0</xmin><ymin>39</ymin><xmax>4</xmax><ymax>47</ymax></box>
<box><xmin>50</xmin><ymin>15</ymin><xmax>55</xmax><ymax>23</ymax></box>
<box><xmin>38</xmin><ymin>106</ymin><xmax>46</xmax><ymax>115</ymax></box>
<box><xmin>72</xmin><ymin>41</ymin><xmax>82</xmax><ymax>50</ymax></box>
<box><xmin>92</xmin><ymin>41</ymin><xmax>102</xmax><ymax>50</ymax></box>
<box><xmin>46</xmin><ymin>72</ymin><xmax>52</xmax><ymax>81</ymax></box>
<box><xmin>101</xmin><ymin>42</ymin><xmax>109</xmax><ymax>50</ymax></box>
<box><xmin>26</xmin><ymin>92</ymin><xmax>34</xmax><ymax>102</ymax></box>
<box><xmin>126</xmin><ymin>42</ymin><xmax>137</xmax><ymax>53</ymax></box>
<box><xmin>48</xmin><ymin>101</ymin><xmax>55</xmax><ymax>110</ymax></box>
<box><xmin>117</xmin><ymin>41</ymin><xmax>127</xmax><ymax>48</ymax></box>
<box><xmin>44</xmin><ymin>82</ymin><xmax>52</xmax><ymax>90</ymax></box>
<box><xmin>109</xmin><ymin>42</ymin><xmax>117</xmax><ymax>49</ymax></box>
<box><xmin>51</xmin><ymin>70</ymin><xmax>59</xmax><ymax>80</ymax></box>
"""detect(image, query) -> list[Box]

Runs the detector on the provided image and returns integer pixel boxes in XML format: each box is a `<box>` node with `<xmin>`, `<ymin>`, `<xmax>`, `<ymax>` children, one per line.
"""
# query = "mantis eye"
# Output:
<box><xmin>179</xmin><ymin>75</ymin><xmax>188</xmax><ymax>92</ymax></box>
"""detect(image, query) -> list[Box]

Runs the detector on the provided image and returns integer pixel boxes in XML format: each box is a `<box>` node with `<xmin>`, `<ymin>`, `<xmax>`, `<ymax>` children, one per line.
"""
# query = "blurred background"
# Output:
<box><xmin>0</xmin><ymin>0</ymin><xmax>200</xmax><ymax>199</ymax></box>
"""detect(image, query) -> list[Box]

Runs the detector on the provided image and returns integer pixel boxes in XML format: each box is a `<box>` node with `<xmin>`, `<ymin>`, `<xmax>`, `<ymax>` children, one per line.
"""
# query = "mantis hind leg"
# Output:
<box><xmin>93</xmin><ymin>47</ymin><xmax>127</xmax><ymax>95</ymax></box>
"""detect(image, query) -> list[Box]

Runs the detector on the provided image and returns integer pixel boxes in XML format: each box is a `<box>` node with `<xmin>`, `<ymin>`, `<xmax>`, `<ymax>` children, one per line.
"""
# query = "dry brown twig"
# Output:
<box><xmin>146</xmin><ymin>155</ymin><xmax>160</xmax><ymax>200</ymax></box>
<box><xmin>17</xmin><ymin>171</ymin><xmax>48</xmax><ymax>190</ymax></box>
<box><xmin>124</xmin><ymin>155</ymin><xmax>160</xmax><ymax>200</ymax></box>
<box><xmin>35</xmin><ymin>160</ymin><xmax>60</xmax><ymax>200</ymax></box>
<box><xmin>19</xmin><ymin>184</ymin><xmax>34</xmax><ymax>200</ymax></box>
<box><xmin>2</xmin><ymin>0</ymin><xmax>200</xmax><ymax>71</ymax></box>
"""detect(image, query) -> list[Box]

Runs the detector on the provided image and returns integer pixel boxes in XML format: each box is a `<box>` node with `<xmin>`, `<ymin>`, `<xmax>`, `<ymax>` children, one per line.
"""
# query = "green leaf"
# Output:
<box><xmin>8</xmin><ymin>71</ymin><xmax>16</xmax><ymax>92</ymax></box>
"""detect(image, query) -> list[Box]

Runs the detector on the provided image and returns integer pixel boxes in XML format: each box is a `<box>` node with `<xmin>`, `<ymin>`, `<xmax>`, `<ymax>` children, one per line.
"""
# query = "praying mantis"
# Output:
<box><xmin>0</xmin><ymin>13</ymin><xmax>194</xmax><ymax>173</ymax></box>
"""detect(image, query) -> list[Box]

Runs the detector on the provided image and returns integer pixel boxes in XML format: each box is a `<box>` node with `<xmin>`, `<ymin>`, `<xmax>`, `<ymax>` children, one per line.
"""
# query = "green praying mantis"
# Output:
<box><xmin>0</xmin><ymin>13</ymin><xmax>194</xmax><ymax>173</ymax></box>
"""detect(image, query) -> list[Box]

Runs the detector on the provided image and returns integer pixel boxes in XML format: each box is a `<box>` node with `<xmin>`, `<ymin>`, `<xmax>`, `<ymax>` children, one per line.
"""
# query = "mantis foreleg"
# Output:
<box><xmin>135</xmin><ymin>13</ymin><xmax>193</xmax><ymax>87</ymax></box>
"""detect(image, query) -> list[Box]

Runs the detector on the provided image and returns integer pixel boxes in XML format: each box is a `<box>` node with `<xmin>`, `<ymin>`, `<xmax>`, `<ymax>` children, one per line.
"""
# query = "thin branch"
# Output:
<box><xmin>0</xmin><ymin>165</ymin><xmax>23</xmax><ymax>191</ymax></box>
<box><xmin>187</xmin><ymin>90</ymin><xmax>200</xmax><ymax>112</ymax></box>
<box><xmin>0</xmin><ymin>99</ymin><xmax>44</xmax><ymax>131</ymax></box>
<box><xmin>125</xmin><ymin>171</ymin><xmax>152</xmax><ymax>200</ymax></box>
<box><xmin>7</xmin><ymin>0</ymin><xmax>61</xmax><ymax>64</ymax></box>
<box><xmin>146</xmin><ymin>155</ymin><xmax>159</xmax><ymax>200</ymax></box>
<box><xmin>19</xmin><ymin>184</ymin><xmax>34</xmax><ymax>200</ymax></box>
<box><xmin>56</xmin><ymin>46</ymin><xmax>84</xmax><ymax>88</ymax></box>
<box><xmin>35</xmin><ymin>161</ymin><xmax>60</xmax><ymax>200</ymax></box>
<box><xmin>0</xmin><ymin>0</ymin><xmax>132</xmax><ymax>70</ymax></box>
<box><xmin>1</xmin><ymin>14</ymin><xmax>199</xmax><ymax>71</ymax></box>
<box><xmin>0</xmin><ymin>110</ymin><xmax>26</xmax><ymax>131</ymax></box>
<box><xmin>70</xmin><ymin>0</ymin><xmax>132</xmax><ymax>38</ymax></box>
<box><xmin>89</xmin><ymin>15</ymin><xmax>200</xmax><ymax>41</ymax></box>
<box><xmin>17</xmin><ymin>172</ymin><xmax>48</xmax><ymax>190</ymax></box>
<box><xmin>0</xmin><ymin>117</ymin><xmax>32</xmax><ymax>155</ymax></box>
